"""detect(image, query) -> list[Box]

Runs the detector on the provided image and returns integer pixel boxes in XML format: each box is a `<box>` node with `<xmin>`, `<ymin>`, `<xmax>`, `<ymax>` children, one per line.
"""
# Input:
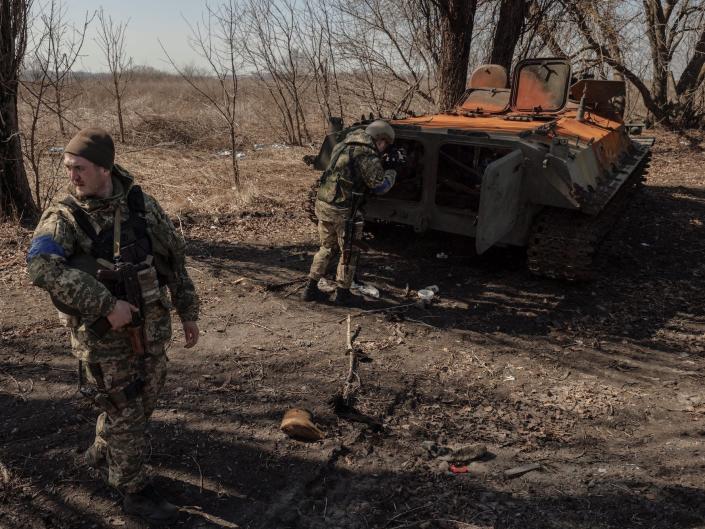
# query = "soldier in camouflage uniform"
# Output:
<box><xmin>302</xmin><ymin>120</ymin><xmax>397</xmax><ymax>304</ymax></box>
<box><xmin>26</xmin><ymin>128</ymin><xmax>199</xmax><ymax>524</ymax></box>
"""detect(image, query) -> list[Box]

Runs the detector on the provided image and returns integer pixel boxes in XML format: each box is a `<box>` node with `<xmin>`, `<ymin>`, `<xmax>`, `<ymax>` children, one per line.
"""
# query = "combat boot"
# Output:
<box><xmin>83</xmin><ymin>442</ymin><xmax>106</xmax><ymax>469</ymax></box>
<box><xmin>123</xmin><ymin>484</ymin><xmax>178</xmax><ymax>525</ymax></box>
<box><xmin>301</xmin><ymin>278</ymin><xmax>323</xmax><ymax>302</ymax></box>
<box><xmin>333</xmin><ymin>287</ymin><xmax>353</xmax><ymax>305</ymax></box>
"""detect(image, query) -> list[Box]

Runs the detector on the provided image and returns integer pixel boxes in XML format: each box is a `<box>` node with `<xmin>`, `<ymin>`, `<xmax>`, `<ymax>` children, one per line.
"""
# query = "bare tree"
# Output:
<box><xmin>21</xmin><ymin>50</ymin><xmax>59</xmax><ymax>210</ymax></box>
<box><xmin>334</xmin><ymin>0</ymin><xmax>438</xmax><ymax>114</ymax></box>
<box><xmin>96</xmin><ymin>8</ymin><xmax>132</xmax><ymax>142</ymax></box>
<box><xmin>40</xmin><ymin>0</ymin><xmax>90</xmax><ymax>134</ymax></box>
<box><xmin>1</xmin><ymin>0</ymin><xmax>38</xmax><ymax>222</ymax></box>
<box><xmin>562</xmin><ymin>0</ymin><xmax>705</xmax><ymax>127</ymax></box>
<box><xmin>300</xmin><ymin>0</ymin><xmax>344</xmax><ymax>127</ymax></box>
<box><xmin>21</xmin><ymin>0</ymin><xmax>91</xmax><ymax>209</ymax></box>
<box><xmin>242</xmin><ymin>0</ymin><xmax>313</xmax><ymax>145</ymax></box>
<box><xmin>434</xmin><ymin>0</ymin><xmax>478</xmax><ymax>111</ymax></box>
<box><xmin>162</xmin><ymin>0</ymin><xmax>243</xmax><ymax>189</ymax></box>
<box><xmin>519</xmin><ymin>0</ymin><xmax>567</xmax><ymax>58</ymax></box>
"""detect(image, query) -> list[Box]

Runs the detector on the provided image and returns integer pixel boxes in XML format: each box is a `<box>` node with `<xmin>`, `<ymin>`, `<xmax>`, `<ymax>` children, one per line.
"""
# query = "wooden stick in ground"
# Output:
<box><xmin>0</xmin><ymin>460</ymin><xmax>11</xmax><ymax>488</ymax></box>
<box><xmin>342</xmin><ymin>314</ymin><xmax>360</xmax><ymax>406</ymax></box>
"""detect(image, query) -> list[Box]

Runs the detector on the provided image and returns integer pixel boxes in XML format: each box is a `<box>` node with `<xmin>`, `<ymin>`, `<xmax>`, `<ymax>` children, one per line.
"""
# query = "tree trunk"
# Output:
<box><xmin>642</xmin><ymin>0</ymin><xmax>669</xmax><ymax>111</ymax></box>
<box><xmin>229</xmin><ymin>126</ymin><xmax>240</xmax><ymax>190</ymax></box>
<box><xmin>675</xmin><ymin>25</ymin><xmax>705</xmax><ymax>97</ymax></box>
<box><xmin>116</xmin><ymin>91</ymin><xmax>125</xmax><ymax>143</ymax></box>
<box><xmin>0</xmin><ymin>0</ymin><xmax>39</xmax><ymax>222</ymax></box>
<box><xmin>673</xmin><ymin>26</ymin><xmax>705</xmax><ymax>127</ymax></box>
<box><xmin>489</xmin><ymin>0</ymin><xmax>526</xmax><ymax>75</ymax></box>
<box><xmin>55</xmin><ymin>88</ymin><xmax>66</xmax><ymax>135</ymax></box>
<box><xmin>0</xmin><ymin>89</ymin><xmax>38</xmax><ymax>221</ymax></box>
<box><xmin>436</xmin><ymin>0</ymin><xmax>477</xmax><ymax>111</ymax></box>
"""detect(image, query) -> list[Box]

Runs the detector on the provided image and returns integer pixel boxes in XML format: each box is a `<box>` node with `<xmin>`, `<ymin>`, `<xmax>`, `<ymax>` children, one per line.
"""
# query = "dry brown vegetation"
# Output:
<box><xmin>16</xmin><ymin>75</ymin><xmax>319</xmax><ymax>212</ymax></box>
<box><xmin>16</xmin><ymin>70</ymin><xmax>423</xmax><ymax>216</ymax></box>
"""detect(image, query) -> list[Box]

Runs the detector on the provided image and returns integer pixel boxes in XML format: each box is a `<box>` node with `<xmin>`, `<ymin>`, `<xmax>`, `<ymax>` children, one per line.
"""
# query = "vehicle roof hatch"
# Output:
<box><xmin>457</xmin><ymin>64</ymin><xmax>511</xmax><ymax>114</ymax></box>
<box><xmin>510</xmin><ymin>58</ymin><xmax>571</xmax><ymax>114</ymax></box>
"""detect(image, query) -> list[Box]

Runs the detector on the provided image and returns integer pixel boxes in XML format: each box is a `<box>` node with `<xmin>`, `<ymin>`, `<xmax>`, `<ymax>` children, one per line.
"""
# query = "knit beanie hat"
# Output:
<box><xmin>65</xmin><ymin>127</ymin><xmax>115</xmax><ymax>169</ymax></box>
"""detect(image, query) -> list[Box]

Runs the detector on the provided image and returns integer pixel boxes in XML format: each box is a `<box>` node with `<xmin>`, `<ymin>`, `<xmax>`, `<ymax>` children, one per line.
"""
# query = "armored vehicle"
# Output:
<box><xmin>306</xmin><ymin>58</ymin><xmax>653</xmax><ymax>280</ymax></box>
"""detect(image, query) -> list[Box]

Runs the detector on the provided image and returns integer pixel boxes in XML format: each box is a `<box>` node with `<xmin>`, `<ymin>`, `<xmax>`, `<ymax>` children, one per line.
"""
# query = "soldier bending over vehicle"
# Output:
<box><xmin>302</xmin><ymin>120</ymin><xmax>397</xmax><ymax>305</ymax></box>
<box><xmin>26</xmin><ymin>128</ymin><xmax>199</xmax><ymax>525</ymax></box>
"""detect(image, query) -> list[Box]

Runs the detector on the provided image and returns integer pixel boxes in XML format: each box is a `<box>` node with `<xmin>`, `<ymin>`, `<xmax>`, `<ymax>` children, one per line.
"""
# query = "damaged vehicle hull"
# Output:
<box><xmin>308</xmin><ymin>58</ymin><xmax>653</xmax><ymax>281</ymax></box>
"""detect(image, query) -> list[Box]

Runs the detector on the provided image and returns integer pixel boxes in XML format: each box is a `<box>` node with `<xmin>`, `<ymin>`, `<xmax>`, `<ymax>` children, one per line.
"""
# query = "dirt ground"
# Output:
<box><xmin>1</xmin><ymin>130</ymin><xmax>704</xmax><ymax>529</ymax></box>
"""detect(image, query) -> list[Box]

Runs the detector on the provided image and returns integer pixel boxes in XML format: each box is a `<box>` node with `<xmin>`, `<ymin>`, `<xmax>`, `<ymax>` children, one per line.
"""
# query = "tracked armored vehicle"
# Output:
<box><xmin>306</xmin><ymin>58</ymin><xmax>653</xmax><ymax>280</ymax></box>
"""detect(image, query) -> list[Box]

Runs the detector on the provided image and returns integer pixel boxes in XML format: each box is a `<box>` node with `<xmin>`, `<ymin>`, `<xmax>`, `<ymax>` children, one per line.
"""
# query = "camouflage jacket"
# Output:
<box><xmin>317</xmin><ymin>129</ymin><xmax>396</xmax><ymax>209</ymax></box>
<box><xmin>27</xmin><ymin>165</ymin><xmax>199</xmax><ymax>361</ymax></box>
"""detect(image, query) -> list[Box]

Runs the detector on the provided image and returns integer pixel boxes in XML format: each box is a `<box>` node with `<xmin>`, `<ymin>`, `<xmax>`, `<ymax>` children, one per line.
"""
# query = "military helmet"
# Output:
<box><xmin>365</xmin><ymin>120</ymin><xmax>395</xmax><ymax>143</ymax></box>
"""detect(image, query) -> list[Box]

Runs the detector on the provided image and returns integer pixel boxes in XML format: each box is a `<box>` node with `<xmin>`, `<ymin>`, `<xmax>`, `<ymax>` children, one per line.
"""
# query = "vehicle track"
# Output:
<box><xmin>527</xmin><ymin>141</ymin><xmax>653</xmax><ymax>281</ymax></box>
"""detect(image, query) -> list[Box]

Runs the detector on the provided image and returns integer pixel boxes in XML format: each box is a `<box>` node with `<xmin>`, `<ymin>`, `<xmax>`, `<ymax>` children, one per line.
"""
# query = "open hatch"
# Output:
<box><xmin>457</xmin><ymin>64</ymin><xmax>511</xmax><ymax>115</ymax></box>
<box><xmin>510</xmin><ymin>58</ymin><xmax>571</xmax><ymax>114</ymax></box>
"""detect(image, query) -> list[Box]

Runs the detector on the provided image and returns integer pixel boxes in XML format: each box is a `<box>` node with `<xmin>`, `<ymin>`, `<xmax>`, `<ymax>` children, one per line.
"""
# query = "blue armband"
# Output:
<box><xmin>27</xmin><ymin>235</ymin><xmax>66</xmax><ymax>262</ymax></box>
<box><xmin>370</xmin><ymin>172</ymin><xmax>396</xmax><ymax>195</ymax></box>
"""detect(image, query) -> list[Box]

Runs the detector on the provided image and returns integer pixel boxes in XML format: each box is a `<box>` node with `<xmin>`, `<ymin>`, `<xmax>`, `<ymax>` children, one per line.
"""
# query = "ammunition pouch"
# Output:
<box><xmin>137</xmin><ymin>265</ymin><xmax>161</xmax><ymax>305</ymax></box>
<box><xmin>52</xmin><ymin>261</ymin><xmax>161</xmax><ymax>319</ymax></box>
<box><xmin>52</xmin><ymin>183</ymin><xmax>169</xmax><ymax>317</ymax></box>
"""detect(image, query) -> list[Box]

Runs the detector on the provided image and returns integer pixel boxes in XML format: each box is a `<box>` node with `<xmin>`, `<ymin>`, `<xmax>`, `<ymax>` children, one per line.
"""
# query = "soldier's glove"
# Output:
<box><xmin>302</xmin><ymin>154</ymin><xmax>317</xmax><ymax>166</ymax></box>
<box><xmin>382</xmin><ymin>146</ymin><xmax>407</xmax><ymax>170</ymax></box>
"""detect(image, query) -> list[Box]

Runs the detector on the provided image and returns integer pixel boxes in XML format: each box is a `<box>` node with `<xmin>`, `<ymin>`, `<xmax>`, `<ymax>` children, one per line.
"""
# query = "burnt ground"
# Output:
<box><xmin>1</xmin><ymin>131</ymin><xmax>705</xmax><ymax>529</ymax></box>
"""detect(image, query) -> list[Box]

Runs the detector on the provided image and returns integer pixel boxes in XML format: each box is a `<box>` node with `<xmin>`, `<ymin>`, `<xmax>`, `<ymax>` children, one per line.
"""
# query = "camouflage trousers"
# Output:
<box><xmin>83</xmin><ymin>346</ymin><xmax>167</xmax><ymax>493</ymax></box>
<box><xmin>308</xmin><ymin>200</ymin><xmax>362</xmax><ymax>289</ymax></box>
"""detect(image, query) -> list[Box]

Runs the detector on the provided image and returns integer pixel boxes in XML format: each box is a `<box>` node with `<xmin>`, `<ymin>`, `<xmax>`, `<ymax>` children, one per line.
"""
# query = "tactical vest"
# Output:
<box><xmin>317</xmin><ymin>141</ymin><xmax>368</xmax><ymax>208</ymax></box>
<box><xmin>52</xmin><ymin>186</ymin><xmax>165</xmax><ymax>316</ymax></box>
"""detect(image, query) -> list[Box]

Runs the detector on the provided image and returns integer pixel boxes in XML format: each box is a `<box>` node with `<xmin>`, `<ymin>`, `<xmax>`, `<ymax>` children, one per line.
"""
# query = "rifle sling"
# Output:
<box><xmin>60</xmin><ymin>198</ymin><xmax>99</xmax><ymax>242</ymax></box>
<box><xmin>60</xmin><ymin>185</ymin><xmax>147</xmax><ymax>252</ymax></box>
<box><xmin>113</xmin><ymin>207</ymin><xmax>122</xmax><ymax>260</ymax></box>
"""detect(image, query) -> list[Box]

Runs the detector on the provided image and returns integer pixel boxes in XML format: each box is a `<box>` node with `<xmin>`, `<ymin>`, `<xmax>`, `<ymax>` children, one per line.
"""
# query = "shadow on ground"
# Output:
<box><xmin>2</xmin><ymin>350</ymin><xmax>704</xmax><ymax>529</ymax></box>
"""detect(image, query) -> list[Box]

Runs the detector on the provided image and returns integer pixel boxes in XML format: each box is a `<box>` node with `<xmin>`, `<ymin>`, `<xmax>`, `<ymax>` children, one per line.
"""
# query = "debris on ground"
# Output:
<box><xmin>417</xmin><ymin>289</ymin><xmax>435</xmax><ymax>302</ymax></box>
<box><xmin>317</xmin><ymin>277</ymin><xmax>337</xmax><ymax>293</ymax></box>
<box><xmin>216</xmin><ymin>149</ymin><xmax>246</xmax><ymax>159</ymax></box>
<box><xmin>352</xmin><ymin>282</ymin><xmax>379</xmax><ymax>298</ymax></box>
<box><xmin>504</xmin><ymin>462</ymin><xmax>542</xmax><ymax>478</ymax></box>
<box><xmin>422</xmin><ymin>442</ymin><xmax>489</xmax><ymax>464</ymax></box>
<box><xmin>340</xmin><ymin>314</ymin><xmax>362</xmax><ymax>408</ymax></box>
<box><xmin>280</xmin><ymin>408</ymin><xmax>324</xmax><ymax>441</ymax></box>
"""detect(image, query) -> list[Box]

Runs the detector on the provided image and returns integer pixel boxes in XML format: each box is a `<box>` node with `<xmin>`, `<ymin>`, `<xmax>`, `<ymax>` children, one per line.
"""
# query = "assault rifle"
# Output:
<box><xmin>89</xmin><ymin>262</ymin><xmax>147</xmax><ymax>355</ymax></box>
<box><xmin>342</xmin><ymin>191</ymin><xmax>365</xmax><ymax>266</ymax></box>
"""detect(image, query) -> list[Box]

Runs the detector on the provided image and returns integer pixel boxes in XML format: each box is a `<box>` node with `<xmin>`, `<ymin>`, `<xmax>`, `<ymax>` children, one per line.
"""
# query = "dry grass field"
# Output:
<box><xmin>1</xmin><ymin>76</ymin><xmax>705</xmax><ymax>529</ymax></box>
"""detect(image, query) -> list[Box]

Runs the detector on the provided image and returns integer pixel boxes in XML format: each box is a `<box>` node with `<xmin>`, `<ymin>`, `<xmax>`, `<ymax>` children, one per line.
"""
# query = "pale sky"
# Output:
<box><xmin>61</xmin><ymin>0</ymin><xmax>210</xmax><ymax>72</ymax></box>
